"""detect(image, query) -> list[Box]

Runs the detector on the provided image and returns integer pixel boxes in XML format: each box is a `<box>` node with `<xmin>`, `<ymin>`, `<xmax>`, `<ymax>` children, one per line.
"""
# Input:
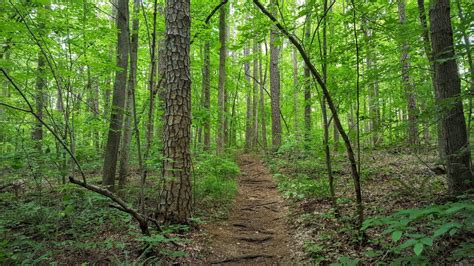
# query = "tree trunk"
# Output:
<box><xmin>398</xmin><ymin>0</ymin><xmax>419</xmax><ymax>149</ymax></box>
<box><xmin>304</xmin><ymin>5</ymin><xmax>312</xmax><ymax>147</ymax></box>
<box><xmin>321</xmin><ymin>0</ymin><xmax>336</xmax><ymax>209</ymax></box>
<box><xmin>364</xmin><ymin>19</ymin><xmax>380</xmax><ymax>147</ymax></box>
<box><xmin>216</xmin><ymin>6</ymin><xmax>227</xmax><ymax>154</ymax></box>
<box><xmin>118</xmin><ymin>0</ymin><xmax>140</xmax><ymax>189</ymax></box>
<box><xmin>244</xmin><ymin>47</ymin><xmax>252</xmax><ymax>151</ymax></box>
<box><xmin>269</xmin><ymin>0</ymin><xmax>281</xmax><ymax>152</ymax></box>
<box><xmin>292</xmin><ymin>47</ymin><xmax>300</xmax><ymax>140</ymax></box>
<box><xmin>144</xmin><ymin>0</ymin><xmax>159</xmax><ymax>172</ymax></box>
<box><xmin>202</xmin><ymin>40</ymin><xmax>211</xmax><ymax>151</ymax></box>
<box><xmin>102</xmin><ymin>0</ymin><xmax>129</xmax><ymax>191</ymax></box>
<box><xmin>259</xmin><ymin>42</ymin><xmax>268</xmax><ymax>151</ymax></box>
<box><xmin>430</xmin><ymin>0</ymin><xmax>472</xmax><ymax>194</ymax></box>
<box><xmin>417</xmin><ymin>0</ymin><xmax>444</xmax><ymax>157</ymax></box>
<box><xmin>32</xmin><ymin>51</ymin><xmax>45</xmax><ymax>152</ymax></box>
<box><xmin>160</xmin><ymin>0</ymin><xmax>192</xmax><ymax>223</ymax></box>
<box><xmin>252</xmin><ymin>40</ymin><xmax>259</xmax><ymax>149</ymax></box>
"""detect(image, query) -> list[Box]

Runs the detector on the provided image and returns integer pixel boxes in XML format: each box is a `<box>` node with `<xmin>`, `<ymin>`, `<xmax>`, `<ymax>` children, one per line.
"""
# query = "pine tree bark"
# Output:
<box><xmin>160</xmin><ymin>0</ymin><xmax>192</xmax><ymax>223</ymax></box>
<box><xmin>216</xmin><ymin>6</ymin><xmax>227</xmax><ymax>154</ymax></box>
<box><xmin>430</xmin><ymin>0</ymin><xmax>472</xmax><ymax>194</ymax></box>
<box><xmin>102</xmin><ymin>0</ymin><xmax>129</xmax><ymax>191</ymax></box>
<box><xmin>398</xmin><ymin>0</ymin><xmax>419</xmax><ymax>148</ymax></box>
<box><xmin>269</xmin><ymin>0</ymin><xmax>281</xmax><ymax>151</ymax></box>
<box><xmin>118</xmin><ymin>0</ymin><xmax>140</xmax><ymax>189</ymax></box>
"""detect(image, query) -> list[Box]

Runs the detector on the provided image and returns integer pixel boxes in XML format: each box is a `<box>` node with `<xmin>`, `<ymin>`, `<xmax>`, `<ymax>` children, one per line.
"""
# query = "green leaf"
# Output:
<box><xmin>433</xmin><ymin>222</ymin><xmax>461</xmax><ymax>238</ymax></box>
<box><xmin>420</xmin><ymin>237</ymin><xmax>433</xmax><ymax>247</ymax></box>
<box><xmin>414</xmin><ymin>243</ymin><xmax>424</xmax><ymax>256</ymax></box>
<box><xmin>391</xmin><ymin>231</ymin><xmax>403</xmax><ymax>242</ymax></box>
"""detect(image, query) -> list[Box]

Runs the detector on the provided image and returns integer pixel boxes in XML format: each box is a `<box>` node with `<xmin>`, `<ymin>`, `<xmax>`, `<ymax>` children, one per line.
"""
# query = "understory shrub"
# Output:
<box><xmin>193</xmin><ymin>153</ymin><xmax>238</xmax><ymax>216</ymax></box>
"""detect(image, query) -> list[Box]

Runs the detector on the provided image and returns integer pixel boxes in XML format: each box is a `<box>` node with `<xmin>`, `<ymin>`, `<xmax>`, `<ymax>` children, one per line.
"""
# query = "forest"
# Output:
<box><xmin>0</xmin><ymin>0</ymin><xmax>473</xmax><ymax>264</ymax></box>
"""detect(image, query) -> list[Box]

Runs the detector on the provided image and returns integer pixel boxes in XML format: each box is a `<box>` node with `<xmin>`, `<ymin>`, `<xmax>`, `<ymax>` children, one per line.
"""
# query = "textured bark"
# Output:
<box><xmin>244</xmin><ymin>47</ymin><xmax>252</xmax><ymax>151</ymax></box>
<box><xmin>259</xmin><ymin>43</ymin><xmax>268</xmax><ymax>151</ymax></box>
<box><xmin>269</xmin><ymin>0</ymin><xmax>281</xmax><ymax>151</ymax></box>
<box><xmin>216</xmin><ymin>6</ymin><xmax>227</xmax><ymax>154</ymax></box>
<box><xmin>303</xmin><ymin>5</ymin><xmax>312</xmax><ymax>146</ymax></box>
<box><xmin>160</xmin><ymin>0</ymin><xmax>192</xmax><ymax>223</ymax></box>
<box><xmin>202</xmin><ymin>40</ymin><xmax>211</xmax><ymax>151</ymax></box>
<box><xmin>252</xmin><ymin>40</ymin><xmax>259</xmax><ymax>149</ymax></box>
<box><xmin>102</xmin><ymin>0</ymin><xmax>129</xmax><ymax>191</ymax></box>
<box><xmin>32</xmin><ymin>51</ymin><xmax>45</xmax><ymax>152</ymax></box>
<box><xmin>430</xmin><ymin>0</ymin><xmax>472</xmax><ymax>194</ymax></box>
<box><xmin>398</xmin><ymin>0</ymin><xmax>419</xmax><ymax>148</ymax></box>
<box><xmin>118</xmin><ymin>0</ymin><xmax>140</xmax><ymax>189</ymax></box>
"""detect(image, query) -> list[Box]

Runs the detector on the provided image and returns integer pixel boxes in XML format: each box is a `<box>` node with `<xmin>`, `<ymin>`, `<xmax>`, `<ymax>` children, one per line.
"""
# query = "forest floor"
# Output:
<box><xmin>192</xmin><ymin>154</ymin><xmax>298</xmax><ymax>264</ymax></box>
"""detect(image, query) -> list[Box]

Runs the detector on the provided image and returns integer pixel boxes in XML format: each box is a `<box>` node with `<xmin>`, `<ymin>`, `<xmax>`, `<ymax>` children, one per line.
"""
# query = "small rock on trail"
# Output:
<box><xmin>201</xmin><ymin>154</ymin><xmax>297</xmax><ymax>265</ymax></box>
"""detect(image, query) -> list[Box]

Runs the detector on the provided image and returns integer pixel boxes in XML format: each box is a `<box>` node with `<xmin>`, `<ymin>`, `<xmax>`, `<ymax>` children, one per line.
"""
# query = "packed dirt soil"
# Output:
<box><xmin>199</xmin><ymin>154</ymin><xmax>297</xmax><ymax>264</ymax></box>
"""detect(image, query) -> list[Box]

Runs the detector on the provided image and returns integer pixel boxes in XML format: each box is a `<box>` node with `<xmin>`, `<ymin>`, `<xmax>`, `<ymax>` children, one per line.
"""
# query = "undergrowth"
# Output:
<box><xmin>0</xmin><ymin>151</ymin><xmax>239</xmax><ymax>264</ymax></box>
<box><xmin>266</xmin><ymin>139</ymin><xmax>473</xmax><ymax>264</ymax></box>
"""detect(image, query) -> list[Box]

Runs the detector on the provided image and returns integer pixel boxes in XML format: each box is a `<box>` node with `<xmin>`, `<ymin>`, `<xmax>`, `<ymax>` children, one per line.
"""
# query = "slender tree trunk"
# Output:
<box><xmin>321</xmin><ymin>0</ymin><xmax>336</xmax><ymax>209</ymax></box>
<box><xmin>160</xmin><ymin>0</ymin><xmax>192</xmax><ymax>223</ymax></box>
<box><xmin>292</xmin><ymin>47</ymin><xmax>300</xmax><ymax>140</ymax></box>
<box><xmin>144</xmin><ymin>0</ymin><xmax>159</xmax><ymax>171</ymax></box>
<box><xmin>118</xmin><ymin>0</ymin><xmax>140</xmax><ymax>189</ymax></box>
<box><xmin>217</xmin><ymin>6</ymin><xmax>227</xmax><ymax>154</ymax></box>
<box><xmin>202</xmin><ymin>40</ymin><xmax>211</xmax><ymax>151</ymax></box>
<box><xmin>269</xmin><ymin>0</ymin><xmax>282</xmax><ymax>152</ymax></box>
<box><xmin>364</xmin><ymin>19</ymin><xmax>380</xmax><ymax>147</ymax></box>
<box><xmin>304</xmin><ymin>5</ymin><xmax>312</xmax><ymax>147</ymax></box>
<box><xmin>102</xmin><ymin>0</ymin><xmax>129</xmax><ymax>191</ymax></box>
<box><xmin>429</xmin><ymin>0</ymin><xmax>473</xmax><ymax>194</ymax></box>
<box><xmin>244</xmin><ymin>47</ymin><xmax>252</xmax><ymax>151</ymax></box>
<box><xmin>252</xmin><ymin>40</ymin><xmax>259</xmax><ymax>149</ymax></box>
<box><xmin>32</xmin><ymin>51</ymin><xmax>45</xmax><ymax>152</ymax></box>
<box><xmin>259</xmin><ymin>43</ymin><xmax>268</xmax><ymax>151</ymax></box>
<box><xmin>398</xmin><ymin>0</ymin><xmax>419</xmax><ymax>149</ymax></box>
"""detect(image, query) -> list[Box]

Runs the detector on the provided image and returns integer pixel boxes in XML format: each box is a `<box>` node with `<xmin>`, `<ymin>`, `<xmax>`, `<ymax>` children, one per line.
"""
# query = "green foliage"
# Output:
<box><xmin>304</xmin><ymin>240</ymin><xmax>327</xmax><ymax>263</ymax></box>
<box><xmin>362</xmin><ymin>200</ymin><xmax>474</xmax><ymax>262</ymax></box>
<box><xmin>0</xmin><ymin>185</ymin><xmax>132</xmax><ymax>264</ymax></box>
<box><xmin>276</xmin><ymin>173</ymin><xmax>330</xmax><ymax>200</ymax></box>
<box><xmin>193</xmin><ymin>153</ymin><xmax>239</xmax><ymax>218</ymax></box>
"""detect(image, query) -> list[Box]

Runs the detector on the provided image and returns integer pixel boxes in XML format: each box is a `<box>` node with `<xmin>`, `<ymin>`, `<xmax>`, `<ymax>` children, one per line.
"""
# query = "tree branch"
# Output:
<box><xmin>190</xmin><ymin>0</ymin><xmax>229</xmax><ymax>44</ymax></box>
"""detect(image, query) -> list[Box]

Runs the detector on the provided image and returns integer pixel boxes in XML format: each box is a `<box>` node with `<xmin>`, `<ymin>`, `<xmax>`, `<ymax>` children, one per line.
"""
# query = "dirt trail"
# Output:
<box><xmin>203</xmin><ymin>154</ymin><xmax>296</xmax><ymax>265</ymax></box>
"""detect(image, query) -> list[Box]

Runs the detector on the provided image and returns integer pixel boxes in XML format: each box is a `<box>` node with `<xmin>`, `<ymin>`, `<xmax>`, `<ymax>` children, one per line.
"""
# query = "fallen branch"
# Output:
<box><xmin>69</xmin><ymin>176</ymin><xmax>150</xmax><ymax>236</ymax></box>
